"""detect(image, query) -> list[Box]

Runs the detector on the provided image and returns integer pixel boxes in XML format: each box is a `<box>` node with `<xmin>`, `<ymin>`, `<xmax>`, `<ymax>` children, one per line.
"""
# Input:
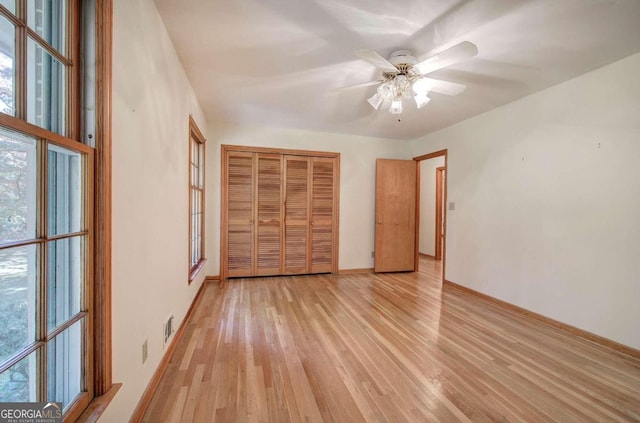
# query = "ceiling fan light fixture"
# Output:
<box><xmin>354</xmin><ymin>41</ymin><xmax>477</xmax><ymax>115</ymax></box>
<box><xmin>367</xmin><ymin>93</ymin><xmax>383</xmax><ymax>110</ymax></box>
<box><xmin>389</xmin><ymin>100</ymin><xmax>403</xmax><ymax>115</ymax></box>
<box><xmin>415</xmin><ymin>93</ymin><xmax>431</xmax><ymax>109</ymax></box>
<box><xmin>412</xmin><ymin>77</ymin><xmax>432</xmax><ymax>96</ymax></box>
<box><xmin>377</xmin><ymin>82</ymin><xmax>393</xmax><ymax>100</ymax></box>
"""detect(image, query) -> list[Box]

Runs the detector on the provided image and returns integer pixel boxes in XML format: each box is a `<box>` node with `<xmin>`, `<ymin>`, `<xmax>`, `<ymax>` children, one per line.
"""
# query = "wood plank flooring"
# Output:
<box><xmin>142</xmin><ymin>257</ymin><xmax>640</xmax><ymax>422</ymax></box>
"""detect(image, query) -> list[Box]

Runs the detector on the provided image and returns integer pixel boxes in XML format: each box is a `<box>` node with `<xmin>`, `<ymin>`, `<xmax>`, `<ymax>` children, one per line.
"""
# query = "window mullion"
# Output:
<box><xmin>0</xmin><ymin>238</ymin><xmax>44</xmax><ymax>250</ymax></box>
<box><xmin>35</xmin><ymin>345</ymin><xmax>44</xmax><ymax>403</ymax></box>
<box><xmin>44</xmin><ymin>311</ymin><xmax>87</xmax><ymax>341</ymax></box>
<box><xmin>14</xmin><ymin>0</ymin><xmax>27</xmax><ymax>120</ymax></box>
<box><xmin>68</xmin><ymin>0</ymin><xmax>81</xmax><ymax>140</ymax></box>
<box><xmin>83</xmin><ymin>151</ymin><xmax>95</xmax><ymax>398</ymax></box>
<box><xmin>0</xmin><ymin>5</ymin><xmax>22</xmax><ymax>25</ymax></box>
<box><xmin>47</xmin><ymin>230</ymin><xmax>89</xmax><ymax>242</ymax></box>
<box><xmin>37</xmin><ymin>138</ymin><xmax>48</xmax><ymax>403</ymax></box>
<box><xmin>25</xmin><ymin>28</ymin><xmax>73</xmax><ymax>66</ymax></box>
<box><xmin>0</xmin><ymin>341</ymin><xmax>43</xmax><ymax>375</ymax></box>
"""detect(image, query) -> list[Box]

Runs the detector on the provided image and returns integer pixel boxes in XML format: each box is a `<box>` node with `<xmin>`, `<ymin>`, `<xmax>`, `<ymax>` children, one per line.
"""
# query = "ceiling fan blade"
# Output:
<box><xmin>414</xmin><ymin>41</ymin><xmax>478</xmax><ymax>75</ymax></box>
<box><xmin>422</xmin><ymin>77</ymin><xmax>467</xmax><ymax>96</ymax></box>
<box><xmin>331</xmin><ymin>80</ymin><xmax>382</xmax><ymax>92</ymax></box>
<box><xmin>354</xmin><ymin>49</ymin><xmax>398</xmax><ymax>73</ymax></box>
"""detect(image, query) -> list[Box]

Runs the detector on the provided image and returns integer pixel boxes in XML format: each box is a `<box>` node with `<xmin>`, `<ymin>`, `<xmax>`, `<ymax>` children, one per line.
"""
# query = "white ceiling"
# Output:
<box><xmin>153</xmin><ymin>0</ymin><xmax>640</xmax><ymax>140</ymax></box>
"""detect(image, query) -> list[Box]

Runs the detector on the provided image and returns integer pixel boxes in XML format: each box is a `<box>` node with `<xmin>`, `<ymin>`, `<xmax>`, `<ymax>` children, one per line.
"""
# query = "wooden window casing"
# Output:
<box><xmin>188</xmin><ymin>116</ymin><xmax>206</xmax><ymax>282</ymax></box>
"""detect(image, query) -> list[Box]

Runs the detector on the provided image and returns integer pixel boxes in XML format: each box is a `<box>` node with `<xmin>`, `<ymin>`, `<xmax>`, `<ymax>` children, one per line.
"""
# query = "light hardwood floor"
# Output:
<box><xmin>142</xmin><ymin>257</ymin><xmax>640</xmax><ymax>422</ymax></box>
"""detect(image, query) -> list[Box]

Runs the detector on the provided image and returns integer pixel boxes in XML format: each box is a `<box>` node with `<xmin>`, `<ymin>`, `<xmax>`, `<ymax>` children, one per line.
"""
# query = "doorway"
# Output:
<box><xmin>414</xmin><ymin>150</ymin><xmax>447</xmax><ymax>280</ymax></box>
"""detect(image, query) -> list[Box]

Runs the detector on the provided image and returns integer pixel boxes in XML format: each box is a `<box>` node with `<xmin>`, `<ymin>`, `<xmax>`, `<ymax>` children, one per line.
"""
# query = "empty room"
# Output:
<box><xmin>0</xmin><ymin>0</ymin><xmax>639</xmax><ymax>422</ymax></box>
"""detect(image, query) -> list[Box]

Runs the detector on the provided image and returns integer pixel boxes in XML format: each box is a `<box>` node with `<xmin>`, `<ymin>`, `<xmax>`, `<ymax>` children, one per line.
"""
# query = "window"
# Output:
<box><xmin>0</xmin><ymin>1</ymin><xmax>73</xmax><ymax>136</ymax></box>
<box><xmin>0</xmin><ymin>1</ymin><xmax>113</xmax><ymax>420</ymax></box>
<box><xmin>188</xmin><ymin>116</ymin><xmax>205</xmax><ymax>281</ymax></box>
<box><xmin>0</xmin><ymin>120</ymin><xmax>91</xmax><ymax>414</ymax></box>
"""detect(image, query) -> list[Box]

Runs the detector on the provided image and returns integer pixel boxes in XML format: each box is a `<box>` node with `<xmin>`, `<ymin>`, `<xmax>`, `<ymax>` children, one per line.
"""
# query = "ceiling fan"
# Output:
<box><xmin>353</xmin><ymin>41</ymin><xmax>478</xmax><ymax>114</ymax></box>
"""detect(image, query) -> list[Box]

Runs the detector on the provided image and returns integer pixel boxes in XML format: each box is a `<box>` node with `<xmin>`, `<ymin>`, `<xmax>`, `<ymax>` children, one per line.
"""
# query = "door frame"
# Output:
<box><xmin>435</xmin><ymin>166</ymin><xmax>445</xmax><ymax>260</ymax></box>
<box><xmin>413</xmin><ymin>149</ymin><xmax>448</xmax><ymax>277</ymax></box>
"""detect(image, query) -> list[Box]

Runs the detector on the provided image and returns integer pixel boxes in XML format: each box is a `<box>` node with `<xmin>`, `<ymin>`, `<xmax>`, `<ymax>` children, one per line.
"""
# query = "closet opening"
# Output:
<box><xmin>220</xmin><ymin>145</ymin><xmax>340</xmax><ymax>280</ymax></box>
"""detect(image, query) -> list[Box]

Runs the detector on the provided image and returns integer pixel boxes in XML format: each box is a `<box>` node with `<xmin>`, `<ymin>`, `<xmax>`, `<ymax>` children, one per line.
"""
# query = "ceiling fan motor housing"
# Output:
<box><xmin>384</xmin><ymin>50</ymin><xmax>418</xmax><ymax>78</ymax></box>
<box><xmin>389</xmin><ymin>50</ymin><xmax>417</xmax><ymax>67</ymax></box>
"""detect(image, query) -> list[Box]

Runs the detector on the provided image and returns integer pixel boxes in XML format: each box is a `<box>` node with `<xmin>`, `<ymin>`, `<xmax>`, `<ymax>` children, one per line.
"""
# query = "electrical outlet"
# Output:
<box><xmin>371</xmin><ymin>251</ymin><xmax>375</xmax><ymax>258</ymax></box>
<box><xmin>142</xmin><ymin>339</ymin><xmax>148</xmax><ymax>364</ymax></box>
<box><xmin>449</xmin><ymin>202</ymin><xmax>456</xmax><ymax>211</ymax></box>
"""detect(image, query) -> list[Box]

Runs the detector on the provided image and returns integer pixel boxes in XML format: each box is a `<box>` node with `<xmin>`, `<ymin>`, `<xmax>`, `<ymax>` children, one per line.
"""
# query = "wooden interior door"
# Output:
<box><xmin>256</xmin><ymin>154</ymin><xmax>283</xmax><ymax>275</ymax></box>
<box><xmin>375</xmin><ymin>159</ymin><xmax>417</xmax><ymax>272</ymax></box>
<box><xmin>226</xmin><ymin>152</ymin><xmax>256</xmax><ymax>277</ymax></box>
<box><xmin>283</xmin><ymin>156</ymin><xmax>309</xmax><ymax>274</ymax></box>
<box><xmin>310</xmin><ymin>157</ymin><xmax>335</xmax><ymax>273</ymax></box>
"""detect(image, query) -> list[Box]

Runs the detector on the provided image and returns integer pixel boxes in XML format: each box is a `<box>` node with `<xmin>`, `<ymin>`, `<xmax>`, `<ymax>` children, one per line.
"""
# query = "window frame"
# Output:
<box><xmin>188</xmin><ymin>115</ymin><xmax>206</xmax><ymax>282</ymax></box>
<box><xmin>0</xmin><ymin>125</ymin><xmax>93</xmax><ymax>415</ymax></box>
<box><xmin>0</xmin><ymin>0</ymin><xmax>115</xmax><ymax>421</ymax></box>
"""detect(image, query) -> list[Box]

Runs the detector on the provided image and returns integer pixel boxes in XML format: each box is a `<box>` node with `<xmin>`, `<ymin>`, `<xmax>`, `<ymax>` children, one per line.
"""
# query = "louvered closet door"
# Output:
<box><xmin>310</xmin><ymin>158</ymin><xmax>335</xmax><ymax>273</ymax></box>
<box><xmin>283</xmin><ymin>156</ymin><xmax>310</xmax><ymax>274</ymax></box>
<box><xmin>226</xmin><ymin>152</ymin><xmax>255</xmax><ymax>277</ymax></box>
<box><xmin>256</xmin><ymin>154</ymin><xmax>283</xmax><ymax>276</ymax></box>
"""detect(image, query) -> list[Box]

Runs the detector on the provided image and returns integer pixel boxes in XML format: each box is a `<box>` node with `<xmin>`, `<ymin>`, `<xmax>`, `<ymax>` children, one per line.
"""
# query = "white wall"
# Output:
<box><xmin>101</xmin><ymin>0</ymin><xmax>208</xmax><ymax>421</ymax></box>
<box><xmin>410</xmin><ymin>52</ymin><xmax>640</xmax><ymax>349</ymax></box>
<box><xmin>419</xmin><ymin>157</ymin><xmax>445</xmax><ymax>256</ymax></box>
<box><xmin>206</xmin><ymin>122</ymin><xmax>410</xmax><ymax>275</ymax></box>
<box><xmin>100</xmin><ymin>3</ymin><xmax>640</xmax><ymax>418</ymax></box>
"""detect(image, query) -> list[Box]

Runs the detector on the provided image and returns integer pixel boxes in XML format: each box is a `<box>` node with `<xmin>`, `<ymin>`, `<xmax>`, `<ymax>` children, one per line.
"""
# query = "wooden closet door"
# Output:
<box><xmin>255</xmin><ymin>154</ymin><xmax>283</xmax><ymax>276</ymax></box>
<box><xmin>222</xmin><ymin>145</ymin><xmax>339</xmax><ymax>279</ymax></box>
<box><xmin>310</xmin><ymin>157</ymin><xmax>336</xmax><ymax>273</ymax></box>
<box><xmin>283</xmin><ymin>156</ymin><xmax>309</xmax><ymax>274</ymax></box>
<box><xmin>226</xmin><ymin>152</ymin><xmax>255</xmax><ymax>277</ymax></box>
